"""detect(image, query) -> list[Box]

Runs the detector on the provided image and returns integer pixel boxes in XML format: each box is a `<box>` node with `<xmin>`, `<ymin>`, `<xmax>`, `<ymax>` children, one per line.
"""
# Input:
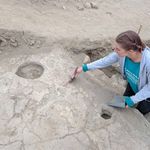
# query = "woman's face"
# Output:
<box><xmin>113</xmin><ymin>42</ymin><xmax>129</xmax><ymax>57</ymax></box>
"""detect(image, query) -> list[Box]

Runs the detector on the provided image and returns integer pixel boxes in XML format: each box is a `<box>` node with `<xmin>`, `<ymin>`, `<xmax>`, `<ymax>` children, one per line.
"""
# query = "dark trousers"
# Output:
<box><xmin>123</xmin><ymin>83</ymin><xmax>150</xmax><ymax>115</ymax></box>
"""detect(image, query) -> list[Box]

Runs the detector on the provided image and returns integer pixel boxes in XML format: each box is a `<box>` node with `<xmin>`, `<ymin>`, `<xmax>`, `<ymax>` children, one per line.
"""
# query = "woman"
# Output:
<box><xmin>74</xmin><ymin>30</ymin><xmax>150</xmax><ymax>115</ymax></box>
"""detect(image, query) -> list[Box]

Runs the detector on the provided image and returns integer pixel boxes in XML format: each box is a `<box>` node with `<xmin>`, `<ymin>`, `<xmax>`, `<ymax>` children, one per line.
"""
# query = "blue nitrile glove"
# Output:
<box><xmin>82</xmin><ymin>64</ymin><xmax>88</xmax><ymax>72</ymax></box>
<box><xmin>124</xmin><ymin>96</ymin><xmax>134</xmax><ymax>107</ymax></box>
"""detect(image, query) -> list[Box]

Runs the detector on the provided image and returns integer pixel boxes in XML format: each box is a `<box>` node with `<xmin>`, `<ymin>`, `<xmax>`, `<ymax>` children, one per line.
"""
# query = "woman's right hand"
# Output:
<box><xmin>76</xmin><ymin>66</ymin><xmax>82</xmax><ymax>75</ymax></box>
<box><xmin>71</xmin><ymin>66</ymin><xmax>82</xmax><ymax>79</ymax></box>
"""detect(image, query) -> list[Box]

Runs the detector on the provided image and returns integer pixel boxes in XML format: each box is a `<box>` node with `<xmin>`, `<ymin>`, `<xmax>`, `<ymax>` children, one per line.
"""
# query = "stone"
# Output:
<box><xmin>83</xmin><ymin>55</ymin><xmax>91</xmax><ymax>63</ymax></box>
<box><xmin>62</xmin><ymin>6</ymin><xmax>66</xmax><ymax>10</ymax></box>
<box><xmin>76</xmin><ymin>5</ymin><xmax>84</xmax><ymax>11</ymax></box>
<box><xmin>10</xmin><ymin>37</ymin><xmax>16</xmax><ymax>43</ymax></box>
<box><xmin>36</xmin><ymin>40</ymin><xmax>41</xmax><ymax>48</ymax></box>
<box><xmin>10</xmin><ymin>41</ymin><xmax>18</xmax><ymax>47</ymax></box>
<box><xmin>10</xmin><ymin>37</ymin><xmax>18</xmax><ymax>47</ymax></box>
<box><xmin>29</xmin><ymin>39</ymin><xmax>36</xmax><ymax>46</ymax></box>
<box><xmin>90</xmin><ymin>2</ymin><xmax>98</xmax><ymax>9</ymax></box>
<box><xmin>0</xmin><ymin>36</ymin><xmax>7</xmax><ymax>47</ymax></box>
<box><xmin>84</xmin><ymin>2</ymin><xmax>91</xmax><ymax>9</ymax></box>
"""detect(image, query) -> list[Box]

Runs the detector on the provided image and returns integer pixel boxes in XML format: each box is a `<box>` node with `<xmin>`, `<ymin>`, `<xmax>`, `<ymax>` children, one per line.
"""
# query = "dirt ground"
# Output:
<box><xmin>0</xmin><ymin>0</ymin><xmax>150</xmax><ymax>150</ymax></box>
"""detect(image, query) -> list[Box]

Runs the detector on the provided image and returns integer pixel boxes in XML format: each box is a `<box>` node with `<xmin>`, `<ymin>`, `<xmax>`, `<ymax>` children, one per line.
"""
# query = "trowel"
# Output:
<box><xmin>63</xmin><ymin>67</ymin><xmax>79</xmax><ymax>86</ymax></box>
<box><xmin>107</xmin><ymin>96</ymin><xmax>126</xmax><ymax>108</ymax></box>
<box><xmin>68</xmin><ymin>67</ymin><xmax>78</xmax><ymax>83</ymax></box>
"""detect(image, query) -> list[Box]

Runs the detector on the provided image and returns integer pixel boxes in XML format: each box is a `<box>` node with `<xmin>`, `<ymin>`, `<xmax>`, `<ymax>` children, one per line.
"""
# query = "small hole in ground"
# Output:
<box><xmin>15</xmin><ymin>62</ymin><xmax>44</xmax><ymax>79</ymax></box>
<box><xmin>101</xmin><ymin>109</ymin><xmax>112</xmax><ymax>120</ymax></box>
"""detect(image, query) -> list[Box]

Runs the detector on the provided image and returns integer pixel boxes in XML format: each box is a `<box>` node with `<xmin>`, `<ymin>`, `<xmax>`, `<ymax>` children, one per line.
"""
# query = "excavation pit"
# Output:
<box><xmin>101</xmin><ymin>109</ymin><xmax>112</xmax><ymax>120</ymax></box>
<box><xmin>15</xmin><ymin>62</ymin><xmax>44</xmax><ymax>79</ymax></box>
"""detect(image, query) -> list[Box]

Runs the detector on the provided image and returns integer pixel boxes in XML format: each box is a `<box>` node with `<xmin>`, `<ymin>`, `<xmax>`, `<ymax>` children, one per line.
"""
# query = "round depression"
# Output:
<box><xmin>15</xmin><ymin>62</ymin><xmax>44</xmax><ymax>79</ymax></box>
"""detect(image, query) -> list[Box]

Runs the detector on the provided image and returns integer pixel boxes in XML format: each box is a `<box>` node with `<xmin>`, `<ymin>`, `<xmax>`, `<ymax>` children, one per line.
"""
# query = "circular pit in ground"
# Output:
<box><xmin>101</xmin><ymin>109</ymin><xmax>112</xmax><ymax>120</ymax></box>
<box><xmin>15</xmin><ymin>62</ymin><xmax>44</xmax><ymax>79</ymax></box>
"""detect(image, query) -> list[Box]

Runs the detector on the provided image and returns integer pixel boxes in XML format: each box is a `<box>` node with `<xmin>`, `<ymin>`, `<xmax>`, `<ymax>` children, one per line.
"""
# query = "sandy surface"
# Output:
<box><xmin>0</xmin><ymin>0</ymin><xmax>150</xmax><ymax>40</ymax></box>
<box><xmin>0</xmin><ymin>0</ymin><xmax>150</xmax><ymax>150</ymax></box>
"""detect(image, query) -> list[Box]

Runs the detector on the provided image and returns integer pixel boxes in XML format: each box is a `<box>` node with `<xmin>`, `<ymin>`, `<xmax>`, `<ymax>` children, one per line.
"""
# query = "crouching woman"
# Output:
<box><xmin>75</xmin><ymin>30</ymin><xmax>150</xmax><ymax>115</ymax></box>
